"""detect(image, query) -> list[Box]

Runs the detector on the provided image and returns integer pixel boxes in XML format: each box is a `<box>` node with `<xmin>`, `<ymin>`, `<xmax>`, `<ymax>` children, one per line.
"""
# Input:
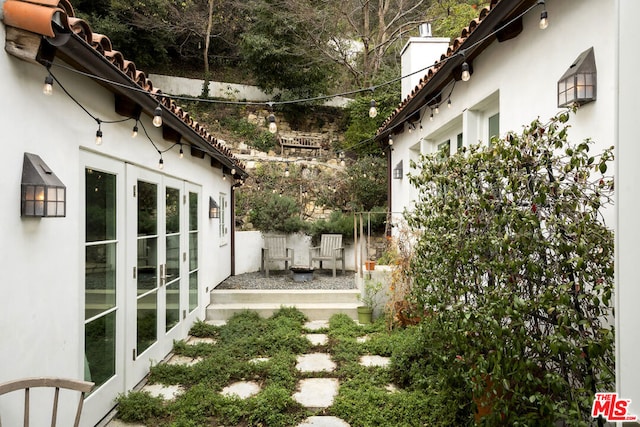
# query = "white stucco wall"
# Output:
<box><xmin>234</xmin><ymin>231</ymin><xmax>362</xmax><ymax>275</ymax></box>
<box><xmin>0</xmin><ymin>26</ymin><xmax>237</xmax><ymax>425</ymax></box>
<box><xmin>615</xmin><ymin>0</ymin><xmax>640</xmax><ymax>420</ymax></box>
<box><xmin>392</xmin><ymin>0</ymin><xmax>615</xmax><ymax>223</ymax></box>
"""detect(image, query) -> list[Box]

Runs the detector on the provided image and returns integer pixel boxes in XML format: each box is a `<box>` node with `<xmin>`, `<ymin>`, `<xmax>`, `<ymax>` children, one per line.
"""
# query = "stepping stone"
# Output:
<box><xmin>221</xmin><ymin>381</ymin><xmax>261</xmax><ymax>399</ymax></box>
<box><xmin>306</xmin><ymin>333</ymin><xmax>328</xmax><ymax>346</ymax></box>
<box><xmin>297</xmin><ymin>416</ymin><xmax>351</xmax><ymax>427</ymax></box>
<box><xmin>105</xmin><ymin>420</ymin><xmax>146</xmax><ymax>427</ymax></box>
<box><xmin>249</xmin><ymin>357</ymin><xmax>270</xmax><ymax>364</ymax></box>
<box><xmin>187</xmin><ymin>336</ymin><xmax>217</xmax><ymax>345</ymax></box>
<box><xmin>356</xmin><ymin>335</ymin><xmax>369</xmax><ymax>343</ymax></box>
<box><xmin>385</xmin><ymin>384</ymin><xmax>398</xmax><ymax>393</ymax></box>
<box><xmin>304</xmin><ymin>320</ymin><xmax>329</xmax><ymax>331</ymax></box>
<box><xmin>206</xmin><ymin>320</ymin><xmax>227</xmax><ymax>326</ymax></box>
<box><xmin>296</xmin><ymin>353</ymin><xmax>336</xmax><ymax>372</ymax></box>
<box><xmin>359</xmin><ymin>355</ymin><xmax>390</xmax><ymax>368</ymax></box>
<box><xmin>166</xmin><ymin>355</ymin><xmax>202</xmax><ymax>366</ymax></box>
<box><xmin>293</xmin><ymin>378</ymin><xmax>339</xmax><ymax>409</ymax></box>
<box><xmin>141</xmin><ymin>383</ymin><xmax>184</xmax><ymax>400</ymax></box>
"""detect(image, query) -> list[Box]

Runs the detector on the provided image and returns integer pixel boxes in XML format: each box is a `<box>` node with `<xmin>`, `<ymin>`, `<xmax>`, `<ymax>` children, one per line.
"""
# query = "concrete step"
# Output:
<box><xmin>210</xmin><ymin>289</ymin><xmax>360</xmax><ymax>305</ymax></box>
<box><xmin>206</xmin><ymin>302</ymin><xmax>359</xmax><ymax>321</ymax></box>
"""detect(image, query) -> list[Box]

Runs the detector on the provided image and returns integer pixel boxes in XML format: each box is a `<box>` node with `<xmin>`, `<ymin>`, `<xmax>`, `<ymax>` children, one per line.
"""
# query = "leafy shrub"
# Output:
<box><xmin>189</xmin><ymin>319</ymin><xmax>221</xmax><ymax>338</ymax></box>
<box><xmin>247</xmin><ymin>385</ymin><xmax>307</xmax><ymax>427</ymax></box>
<box><xmin>248</xmin><ymin>193</ymin><xmax>307</xmax><ymax>234</ymax></box>
<box><xmin>405</xmin><ymin>111</ymin><xmax>615</xmax><ymax>425</ymax></box>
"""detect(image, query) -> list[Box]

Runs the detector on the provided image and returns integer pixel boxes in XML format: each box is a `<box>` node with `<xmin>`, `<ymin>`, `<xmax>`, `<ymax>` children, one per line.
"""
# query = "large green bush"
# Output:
<box><xmin>405</xmin><ymin>111</ymin><xmax>615</xmax><ymax>425</ymax></box>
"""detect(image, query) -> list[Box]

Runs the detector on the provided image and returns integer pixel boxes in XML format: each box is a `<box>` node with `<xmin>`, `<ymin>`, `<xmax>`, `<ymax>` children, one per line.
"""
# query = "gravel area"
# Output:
<box><xmin>217</xmin><ymin>270</ymin><xmax>358</xmax><ymax>290</ymax></box>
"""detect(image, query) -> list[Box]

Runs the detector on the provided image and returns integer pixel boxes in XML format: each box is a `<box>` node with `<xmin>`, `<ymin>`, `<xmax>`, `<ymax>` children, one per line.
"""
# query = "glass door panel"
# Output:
<box><xmin>165</xmin><ymin>186</ymin><xmax>181</xmax><ymax>332</ymax></box>
<box><xmin>136</xmin><ymin>180</ymin><xmax>158</xmax><ymax>355</ymax></box>
<box><xmin>188</xmin><ymin>191</ymin><xmax>199</xmax><ymax>312</ymax></box>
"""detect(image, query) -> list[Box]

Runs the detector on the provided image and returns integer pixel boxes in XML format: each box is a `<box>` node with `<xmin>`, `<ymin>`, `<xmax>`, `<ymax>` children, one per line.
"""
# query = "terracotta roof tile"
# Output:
<box><xmin>378</xmin><ymin>0</ymin><xmax>501</xmax><ymax>135</ymax></box>
<box><xmin>2</xmin><ymin>0</ymin><xmax>246</xmax><ymax>174</ymax></box>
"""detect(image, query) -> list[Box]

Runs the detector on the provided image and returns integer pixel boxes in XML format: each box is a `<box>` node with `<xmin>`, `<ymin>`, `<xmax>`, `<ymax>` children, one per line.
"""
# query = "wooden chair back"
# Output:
<box><xmin>0</xmin><ymin>377</ymin><xmax>94</xmax><ymax>427</ymax></box>
<box><xmin>264</xmin><ymin>235</ymin><xmax>288</xmax><ymax>257</ymax></box>
<box><xmin>320</xmin><ymin>234</ymin><xmax>343</xmax><ymax>257</ymax></box>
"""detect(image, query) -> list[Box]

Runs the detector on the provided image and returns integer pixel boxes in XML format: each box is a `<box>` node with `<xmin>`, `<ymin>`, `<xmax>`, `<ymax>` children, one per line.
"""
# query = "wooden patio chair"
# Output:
<box><xmin>309</xmin><ymin>234</ymin><xmax>345</xmax><ymax>277</ymax></box>
<box><xmin>0</xmin><ymin>377</ymin><xmax>94</xmax><ymax>427</ymax></box>
<box><xmin>261</xmin><ymin>235</ymin><xmax>294</xmax><ymax>277</ymax></box>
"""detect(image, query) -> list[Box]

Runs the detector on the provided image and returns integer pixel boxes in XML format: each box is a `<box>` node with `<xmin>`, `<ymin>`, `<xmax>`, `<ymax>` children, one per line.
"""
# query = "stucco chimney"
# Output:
<box><xmin>400</xmin><ymin>26</ymin><xmax>449</xmax><ymax>99</ymax></box>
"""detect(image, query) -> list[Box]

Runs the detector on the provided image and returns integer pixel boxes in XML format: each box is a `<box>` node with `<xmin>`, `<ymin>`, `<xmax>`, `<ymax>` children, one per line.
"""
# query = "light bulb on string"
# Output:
<box><xmin>153</xmin><ymin>105</ymin><xmax>163</xmax><ymax>127</ymax></box>
<box><xmin>131</xmin><ymin>122</ymin><xmax>139</xmax><ymax>138</ymax></box>
<box><xmin>369</xmin><ymin>99</ymin><xmax>378</xmax><ymax>118</ymax></box>
<box><xmin>430</xmin><ymin>110</ymin><xmax>434</xmax><ymax>121</ymax></box>
<box><xmin>95</xmin><ymin>120</ymin><xmax>103</xmax><ymax>145</ymax></box>
<box><xmin>179</xmin><ymin>144</ymin><xmax>184</xmax><ymax>159</ymax></box>
<box><xmin>158</xmin><ymin>156</ymin><xmax>164</xmax><ymax>170</ymax></box>
<box><xmin>222</xmin><ymin>172</ymin><xmax>227</xmax><ymax>181</ymax></box>
<box><xmin>43</xmin><ymin>74</ymin><xmax>54</xmax><ymax>96</ymax></box>
<box><xmin>448</xmin><ymin>99</ymin><xmax>452</xmax><ymax>108</ymax></box>
<box><xmin>388</xmin><ymin>137</ymin><xmax>394</xmax><ymax>146</ymax></box>
<box><xmin>284</xmin><ymin>166</ymin><xmax>290</xmax><ymax>178</ymax></box>
<box><xmin>461</xmin><ymin>62</ymin><xmax>471</xmax><ymax>82</ymax></box>
<box><xmin>434</xmin><ymin>105</ymin><xmax>439</xmax><ymax>115</ymax></box>
<box><xmin>539</xmin><ymin>1</ymin><xmax>549</xmax><ymax>29</ymax></box>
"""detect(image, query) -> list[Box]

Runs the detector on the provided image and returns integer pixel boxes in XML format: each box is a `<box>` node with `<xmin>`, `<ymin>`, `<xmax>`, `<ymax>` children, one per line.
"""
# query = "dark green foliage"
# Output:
<box><xmin>248</xmin><ymin>193</ymin><xmax>308</xmax><ymax>234</ymax></box>
<box><xmin>405</xmin><ymin>111</ymin><xmax>615</xmax><ymax>425</ymax></box>
<box><xmin>188</xmin><ymin>319</ymin><xmax>221</xmax><ymax>338</ymax></box>
<box><xmin>115</xmin><ymin>391</ymin><xmax>166</xmax><ymax>423</ymax></box>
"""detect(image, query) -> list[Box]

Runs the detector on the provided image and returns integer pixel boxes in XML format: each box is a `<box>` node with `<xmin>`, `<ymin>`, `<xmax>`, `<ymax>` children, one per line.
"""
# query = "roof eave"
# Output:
<box><xmin>376</xmin><ymin>0</ymin><xmax>536</xmax><ymax>141</ymax></box>
<box><xmin>44</xmin><ymin>31</ymin><xmax>248</xmax><ymax>179</ymax></box>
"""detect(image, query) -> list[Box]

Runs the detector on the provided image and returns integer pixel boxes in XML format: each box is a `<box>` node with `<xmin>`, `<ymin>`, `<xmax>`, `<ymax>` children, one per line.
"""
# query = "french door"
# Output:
<box><xmin>82</xmin><ymin>157</ymin><xmax>201</xmax><ymax>425</ymax></box>
<box><xmin>126</xmin><ymin>166</ymin><xmax>190</xmax><ymax>388</ymax></box>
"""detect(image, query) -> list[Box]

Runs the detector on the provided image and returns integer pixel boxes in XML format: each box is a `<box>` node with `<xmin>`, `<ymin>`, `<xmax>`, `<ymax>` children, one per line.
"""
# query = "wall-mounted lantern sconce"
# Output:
<box><xmin>21</xmin><ymin>153</ymin><xmax>66</xmax><ymax>217</ymax></box>
<box><xmin>558</xmin><ymin>47</ymin><xmax>596</xmax><ymax>108</ymax></box>
<box><xmin>209</xmin><ymin>197</ymin><xmax>220</xmax><ymax>219</ymax></box>
<box><xmin>393</xmin><ymin>160</ymin><xmax>403</xmax><ymax>180</ymax></box>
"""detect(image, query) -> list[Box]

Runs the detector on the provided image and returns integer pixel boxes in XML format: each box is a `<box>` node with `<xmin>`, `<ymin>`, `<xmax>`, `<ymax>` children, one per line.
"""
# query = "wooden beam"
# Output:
<box><xmin>5</xmin><ymin>27</ymin><xmax>42</xmax><ymax>64</ymax></box>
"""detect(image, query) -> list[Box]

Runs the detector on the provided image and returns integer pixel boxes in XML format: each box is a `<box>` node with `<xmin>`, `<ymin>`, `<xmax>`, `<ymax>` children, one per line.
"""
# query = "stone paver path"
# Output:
<box><xmin>306</xmin><ymin>333</ymin><xmax>328</xmax><ymax>346</ymax></box>
<box><xmin>141</xmin><ymin>383</ymin><xmax>184</xmax><ymax>400</ymax></box>
<box><xmin>249</xmin><ymin>357</ymin><xmax>271</xmax><ymax>364</ymax></box>
<box><xmin>296</xmin><ymin>353</ymin><xmax>336</xmax><ymax>372</ymax></box>
<box><xmin>304</xmin><ymin>320</ymin><xmax>329</xmax><ymax>331</ymax></box>
<box><xmin>186</xmin><ymin>336</ymin><xmax>217</xmax><ymax>345</ymax></box>
<box><xmin>221</xmin><ymin>381</ymin><xmax>261</xmax><ymax>399</ymax></box>
<box><xmin>297</xmin><ymin>416</ymin><xmax>351</xmax><ymax>427</ymax></box>
<box><xmin>293</xmin><ymin>378</ymin><xmax>340</xmax><ymax>409</ymax></box>
<box><xmin>359</xmin><ymin>355</ymin><xmax>390</xmax><ymax>368</ymax></box>
<box><xmin>166</xmin><ymin>355</ymin><xmax>202</xmax><ymax>366</ymax></box>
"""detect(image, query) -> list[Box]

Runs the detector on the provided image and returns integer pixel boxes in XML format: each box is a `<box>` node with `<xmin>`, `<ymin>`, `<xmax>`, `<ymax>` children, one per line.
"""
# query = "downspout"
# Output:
<box><xmin>230</xmin><ymin>185</ymin><xmax>236</xmax><ymax>276</ymax></box>
<box><xmin>387</xmin><ymin>143</ymin><xmax>393</xmax><ymax>237</ymax></box>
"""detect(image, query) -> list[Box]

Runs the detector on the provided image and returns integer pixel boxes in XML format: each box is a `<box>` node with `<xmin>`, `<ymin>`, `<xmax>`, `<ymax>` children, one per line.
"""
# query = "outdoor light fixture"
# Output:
<box><xmin>557</xmin><ymin>47</ymin><xmax>597</xmax><ymax>108</ymax></box>
<box><xmin>267</xmin><ymin>113</ymin><xmax>277</xmax><ymax>134</ymax></box>
<box><xmin>43</xmin><ymin>74</ymin><xmax>53</xmax><ymax>96</ymax></box>
<box><xmin>152</xmin><ymin>105</ymin><xmax>163</xmax><ymax>127</ymax></box>
<box><xmin>179</xmin><ymin>144</ymin><xmax>184</xmax><ymax>158</ymax></box>
<box><xmin>461</xmin><ymin>62</ymin><xmax>471</xmax><ymax>82</ymax></box>
<box><xmin>538</xmin><ymin>1</ymin><xmax>549</xmax><ymax>29</ymax></box>
<box><xmin>369</xmin><ymin>99</ymin><xmax>378</xmax><ymax>118</ymax></box>
<box><xmin>388</xmin><ymin>137</ymin><xmax>393</xmax><ymax>146</ymax></box>
<box><xmin>209</xmin><ymin>197</ymin><xmax>220</xmax><ymax>219</ymax></box>
<box><xmin>95</xmin><ymin>121</ymin><xmax>103</xmax><ymax>146</ymax></box>
<box><xmin>132</xmin><ymin>122</ymin><xmax>139</xmax><ymax>138</ymax></box>
<box><xmin>393</xmin><ymin>161</ymin><xmax>403</xmax><ymax>180</ymax></box>
<box><xmin>21</xmin><ymin>153</ymin><xmax>66</xmax><ymax>217</ymax></box>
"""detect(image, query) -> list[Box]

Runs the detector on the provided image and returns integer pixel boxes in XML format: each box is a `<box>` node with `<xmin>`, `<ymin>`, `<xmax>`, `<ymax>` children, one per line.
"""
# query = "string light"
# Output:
<box><xmin>95</xmin><ymin>120</ymin><xmax>103</xmax><ymax>145</ymax></box>
<box><xmin>538</xmin><ymin>1</ymin><xmax>549</xmax><ymax>29</ymax></box>
<box><xmin>388</xmin><ymin>137</ymin><xmax>394</xmax><ymax>146</ymax></box>
<box><xmin>43</xmin><ymin>74</ymin><xmax>53</xmax><ymax>96</ymax></box>
<box><xmin>434</xmin><ymin>105</ymin><xmax>440</xmax><ymax>115</ymax></box>
<box><xmin>430</xmin><ymin>110</ymin><xmax>434</xmax><ymax>121</ymax></box>
<box><xmin>284</xmin><ymin>166</ymin><xmax>290</xmax><ymax>177</ymax></box>
<box><xmin>222</xmin><ymin>172</ymin><xmax>227</xmax><ymax>181</ymax></box>
<box><xmin>152</xmin><ymin>105</ymin><xmax>163</xmax><ymax>127</ymax></box>
<box><xmin>369</xmin><ymin>99</ymin><xmax>378</xmax><ymax>118</ymax></box>
<box><xmin>448</xmin><ymin>99</ymin><xmax>452</xmax><ymax>108</ymax></box>
<box><xmin>131</xmin><ymin>121</ymin><xmax>139</xmax><ymax>138</ymax></box>
<box><xmin>158</xmin><ymin>155</ymin><xmax>164</xmax><ymax>170</ymax></box>
<box><xmin>231</xmin><ymin>167</ymin><xmax>236</xmax><ymax>175</ymax></box>
<box><xmin>461</xmin><ymin>62</ymin><xmax>471</xmax><ymax>82</ymax></box>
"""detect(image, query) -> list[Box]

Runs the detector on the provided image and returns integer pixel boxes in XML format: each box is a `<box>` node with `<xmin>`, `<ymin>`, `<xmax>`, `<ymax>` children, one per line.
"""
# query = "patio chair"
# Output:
<box><xmin>309</xmin><ymin>234</ymin><xmax>345</xmax><ymax>277</ymax></box>
<box><xmin>261</xmin><ymin>235</ymin><xmax>294</xmax><ymax>277</ymax></box>
<box><xmin>0</xmin><ymin>377</ymin><xmax>94</xmax><ymax>427</ymax></box>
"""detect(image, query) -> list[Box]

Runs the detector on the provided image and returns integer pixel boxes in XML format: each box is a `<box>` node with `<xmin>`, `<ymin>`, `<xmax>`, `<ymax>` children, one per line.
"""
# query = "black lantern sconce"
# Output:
<box><xmin>21</xmin><ymin>153</ymin><xmax>66</xmax><ymax>217</ymax></box>
<box><xmin>557</xmin><ymin>47</ymin><xmax>597</xmax><ymax>108</ymax></box>
<box><xmin>393</xmin><ymin>161</ymin><xmax>403</xmax><ymax>180</ymax></box>
<box><xmin>209</xmin><ymin>196</ymin><xmax>220</xmax><ymax>219</ymax></box>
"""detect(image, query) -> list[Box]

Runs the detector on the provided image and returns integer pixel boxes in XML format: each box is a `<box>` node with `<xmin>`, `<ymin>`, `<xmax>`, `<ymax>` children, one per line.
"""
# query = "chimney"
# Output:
<box><xmin>400</xmin><ymin>25</ymin><xmax>449</xmax><ymax>99</ymax></box>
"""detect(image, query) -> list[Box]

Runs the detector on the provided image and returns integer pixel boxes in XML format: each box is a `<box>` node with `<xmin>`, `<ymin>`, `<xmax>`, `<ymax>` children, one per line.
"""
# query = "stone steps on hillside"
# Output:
<box><xmin>206</xmin><ymin>289</ymin><xmax>360</xmax><ymax>321</ymax></box>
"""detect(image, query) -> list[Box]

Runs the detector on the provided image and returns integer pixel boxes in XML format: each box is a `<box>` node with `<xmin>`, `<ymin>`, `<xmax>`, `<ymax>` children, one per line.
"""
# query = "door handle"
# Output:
<box><xmin>159</xmin><ymin>264</ymin><xmax>166</xmax><ymax>287</ymax></box>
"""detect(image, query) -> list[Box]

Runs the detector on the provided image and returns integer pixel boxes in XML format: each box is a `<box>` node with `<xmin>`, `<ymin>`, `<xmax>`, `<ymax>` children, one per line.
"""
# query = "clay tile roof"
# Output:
<box><xmin>377</xmin><ymin>0</ymin><xmax>501</xmax><ymax>136</ymax></box>
<box><xmin>2</xmin><ymin>0</ymin><xmax>246</xmax><ymax>173</ymax></box>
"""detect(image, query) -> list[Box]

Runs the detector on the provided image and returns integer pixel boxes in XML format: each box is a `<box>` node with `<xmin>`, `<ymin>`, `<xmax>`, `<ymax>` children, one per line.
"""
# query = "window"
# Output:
<box><xmin>437</xmin><ymin>140</ymin><xmax>451</xmax><ymax>160</ymax></box>
<box><xmin>219</xmin><ymin>193</ymin><xmax>228</xmax><ymax>244</ymax></box>
<box><xmin>488</xmin><ymin>113</ymin><xmax>500</xmax><ymax>146</ymax></box>
<box><xmin>457</xmin><ymin>133</ymin><xmax>463</xmax><ymax>152</ymax></box>
<box><xmin>188</xmin><ymin>191</ymin><xmax>199</xmax><ymax>312</ymax></box>
<box><xmin>84</xmin><ymin>168</ymin><xmax>117</xmax><ymax>388</ymax></box>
